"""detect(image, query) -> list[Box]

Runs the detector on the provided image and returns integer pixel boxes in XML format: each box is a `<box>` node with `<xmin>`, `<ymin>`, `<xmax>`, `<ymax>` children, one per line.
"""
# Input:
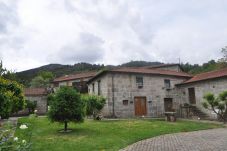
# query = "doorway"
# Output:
<box><xmin>134</xmin><ymin>97</ymin><xmax>147</xmax><ymax>116</ymax></box>
<box><xmin>188</xmin><ymin>88</ymin><xmax>196</xmax><ymax>104</ymax></box>
<box><xmin>164</xmin><ymin>98</ymin><xmax>173</xmax><ymax>112</ymax></box>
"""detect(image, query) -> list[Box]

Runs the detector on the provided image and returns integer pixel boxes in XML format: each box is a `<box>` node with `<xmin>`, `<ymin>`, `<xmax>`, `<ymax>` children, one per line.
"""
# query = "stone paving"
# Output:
<box><xmin>120</xmin><ymin>128</ymin><xmax>227</xmax><ymax>151</ymax></box>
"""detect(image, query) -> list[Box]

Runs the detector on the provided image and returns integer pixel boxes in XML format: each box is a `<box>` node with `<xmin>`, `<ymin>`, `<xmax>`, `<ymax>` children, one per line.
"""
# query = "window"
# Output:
<box><xmin>92</xmin><ymin>83</ymin><xmax>95</xmax><ymax>93</ymax></box>
<box><xmin>98</xmin><ymin>80</ymin><xmax>101</xmax><ymax>95</ymax></box>
<box><xmin>164</xmin><ymin>79</ymin><xmax>171</xmax><ymax>89</ymax></box>
<box><xmin>136</xmin><ymin>76</ymin><xmax>143</xmax><ymax>88</ymax></box>
<box><xmin>123</xmin><ymin>100</ymin><xmax>129</xmax><ymax>105</ymax></box>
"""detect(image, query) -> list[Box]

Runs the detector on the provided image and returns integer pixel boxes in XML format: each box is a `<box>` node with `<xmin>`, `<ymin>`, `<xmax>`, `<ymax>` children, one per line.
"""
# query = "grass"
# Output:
<box><xmin>15</xmin><ymin>117</ymin><xmax>222</xmax><ymax>151</ymax></box>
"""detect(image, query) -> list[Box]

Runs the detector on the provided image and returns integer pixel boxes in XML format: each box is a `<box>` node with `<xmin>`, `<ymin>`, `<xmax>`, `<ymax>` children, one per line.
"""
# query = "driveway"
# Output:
<box><xmin>120</xmin><ymin>128</ymin><xmax>227</xmax><ymax>151</ymax></box>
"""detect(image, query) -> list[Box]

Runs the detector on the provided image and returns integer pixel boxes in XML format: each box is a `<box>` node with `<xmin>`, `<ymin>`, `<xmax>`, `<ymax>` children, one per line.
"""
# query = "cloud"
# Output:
<box><xmin>49</xmin><ymin>32</ymin><xmax>105</xmax><ymax>64</ymax></box>
<box><xmin>0</xmin><ymin>1</ymin><xmax>18</xmax><ymax>33</ymax></box>
<box><xmin>1</xmin><ymin>0</ymin><xmax>227</xmax><ymax>71</ymax></box>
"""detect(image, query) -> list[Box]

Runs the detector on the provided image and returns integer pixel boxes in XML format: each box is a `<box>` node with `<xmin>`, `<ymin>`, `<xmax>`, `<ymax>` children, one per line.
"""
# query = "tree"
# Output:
<box><xmin>202</xmin><ymin>91</ymin><xmax>227</xmax><ymax>123</ymax></box>
<box><xmin>30</xmin><ymin>71</ymin><xmax>54</xmax><ymax>88</ymax></box>
<box><xmin>0</xmin><ymin>77</ymin><xmax>25</xmax><ymax>119</ymax></box>
<box><xmin>82</xmin><ymin>94</ymin><xmax>106</xmax><ymax>120</ymax></box>
<box><xmin>0</xmin><ymin>61</ymin><xmax>7</xmax><ymax>76</ymax></box>
<box><xmin>48</xmin><ymin>87</ymin><xmax>85</xmax><ymax>132</ymax></box>
<box><xmin>220</xmin><ymin>46</ymin><xmax>227</xmax><ymax>62</ymax></box>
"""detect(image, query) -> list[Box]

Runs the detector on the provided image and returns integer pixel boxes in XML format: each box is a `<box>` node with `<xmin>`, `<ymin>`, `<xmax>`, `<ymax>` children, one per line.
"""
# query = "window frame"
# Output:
<box><xmin>136</xmin><ymin>76</ymin><xmax>143</xmax><ymax>88</ymax></box>
<box><xmin>164</xmin><ymin>79</ymin><xmax>171</xmax><ymax>89</ymax></box>
<box><xmin>92</xmin><ymin>83</ymin><xmax>95</xmax><ymax>93</ymax></box>
<box><xmin>97</xmin><ymin>80</ymin><xmax>101</xmax><ymax>95</ymax></box>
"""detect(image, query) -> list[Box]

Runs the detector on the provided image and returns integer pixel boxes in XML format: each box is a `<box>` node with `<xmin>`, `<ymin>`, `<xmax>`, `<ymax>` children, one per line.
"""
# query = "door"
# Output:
<box><xmin>164</xmin><ymin>98</ymin><xmax>173</xmax><ymax>112</ymax></box>
<box><xmin>134</xmin><ymin>97</ymin><xmax>147</xmax><ymax>116</ymax></box>
<box><xmin>188</xmin><ymin>88</ymin><xmax>196</xmax><ymax>104</ymax></box>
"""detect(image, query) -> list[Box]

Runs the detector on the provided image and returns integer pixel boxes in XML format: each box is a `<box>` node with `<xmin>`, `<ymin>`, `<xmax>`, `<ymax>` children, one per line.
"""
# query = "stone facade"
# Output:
<box><xmin>25</xmin><ymin>96</ymin><xmax>48</xmax><ymax>114</ymax></box>
<box><xmin>53</xmin><ymin>77</ymin><xmax>91</xmax><ymax>93</ymax></box>
<box><xmin>88</xmin><ymin>73</ymin><xmax>189</xmax><ymax>118</ymax></box>
<box><xmin>52</xmin><ymin>71</ymin><xmax>97</xmax><ymax>93</ymax></box>
<box><xmin>177</xmin><ymin>77</ymin><xmax>227</xmax><ymax>118</ymax></box>
<box><xmin>16</xmin><ymin>88</ymin><xmax>49</xmax><ymax>115</ymax></box>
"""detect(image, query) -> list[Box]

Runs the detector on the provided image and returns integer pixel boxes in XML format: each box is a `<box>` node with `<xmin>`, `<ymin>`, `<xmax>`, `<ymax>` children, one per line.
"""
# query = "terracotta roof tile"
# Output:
<box><xmin>144</xmin><ymin>63</ymin><xmax>180</xmax><ymax>69</ymax></box>
<box><xmin>110</xmin><ymin>67</ymin><xmax>191</xmax><ymax>77</ymax></box>
<box><xmin>182</xmin><ymin>68</ymin><xmax>227</xmax><ymax>84</ymax></box>
<box><xmin>24</xmin><ymin>88</ymin><xmax>48</xmax><ymax>96</ymax></box>
<box><xmin>88</xmin><ymin>67</ymin><xmax>192</xmax><ymax>83</ymax></box>
<box><xmin>53</xmin><ymin>71</ymin><xmax>97</xmax><ymax>82</ymax></box>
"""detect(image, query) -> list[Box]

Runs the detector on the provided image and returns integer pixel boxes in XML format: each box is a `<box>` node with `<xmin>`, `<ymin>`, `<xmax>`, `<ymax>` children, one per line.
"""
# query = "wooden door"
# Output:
<box><xmin>188</xmin><ymin>88</ymin><xmax>196</xmax><ymax>104</ymax></box>
<box><xmin>134</xmin><ymin>97</ymin><xmax>147</xmax><ymax>116</ymax></box>
<box><xmin>164</xmin><ymin>98</ymin><xmax>173</xmax><ymax>112</ymax></box>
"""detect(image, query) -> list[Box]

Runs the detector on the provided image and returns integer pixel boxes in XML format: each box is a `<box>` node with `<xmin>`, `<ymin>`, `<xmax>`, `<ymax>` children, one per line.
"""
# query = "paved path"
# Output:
<box><xmin>120</xmin><ymin>128</ymin><xmax>227</xmax><ymax>151</ymax></box>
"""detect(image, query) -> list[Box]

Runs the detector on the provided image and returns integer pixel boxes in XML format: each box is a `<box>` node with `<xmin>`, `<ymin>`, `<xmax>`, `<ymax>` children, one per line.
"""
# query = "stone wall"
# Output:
<box><xmin>88</xmin><ymin>73</ymin><xmax>188</xmax><ymax>118</ymax></box>
<box><xmin>16</xmin><ymin>95</ymin><xmax>48</xmax><ymax>115</ymax></box>
<box><xmin>177</xmin><ymin>77</ymin><xmax>227</xmax><ymax>118</ymax></box>
<box><xmin>25</xmin><ymin>96</ymin><xmax>48</xmax><ymax>114</ymax></box>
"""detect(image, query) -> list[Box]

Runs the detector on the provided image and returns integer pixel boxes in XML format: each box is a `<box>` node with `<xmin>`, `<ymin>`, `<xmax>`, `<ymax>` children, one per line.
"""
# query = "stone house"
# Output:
<box><xmin>176</xmin><ymin>68</ymin><xmax>227</xmax><ymax>119</ymax></box>
<box><xmin>18</xmin><ymin>88</ymin><xmax>48</xmax><ymax>115</ymax></box>
<box><xmin>87</xmin><ymin>66</ymin><xmax>192</xmax><ymax>118</ymax></box>
<box><xmin>52</xmin><ymin>71</ymin><xmax>97</xmax><ymax>93</ymax></box>
<box><xmin>87</xmin><ymin>65</ymin><xmax>227</xmax><ymax>119</ymax></box>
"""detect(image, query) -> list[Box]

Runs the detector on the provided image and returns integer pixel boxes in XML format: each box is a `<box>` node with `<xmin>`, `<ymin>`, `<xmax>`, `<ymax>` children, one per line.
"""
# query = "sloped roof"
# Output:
<box><xmin>53</xmin><ymin>71</ymin><xmax>97</xmax><ymax>82</ymax></box>
<box><xmin>144</xmin><ymin>63</ymin><xmax>180</xmax><ymax>68</ymax></box>
<box><xmin>24</xmin><ymin>88</ymin><xmax>48</xmax><ymax>96</ymax></box>
<box><xmin>88</xmin><ymin>67</ymin><xmax>192</xmax><ymax>83</ymax></box>
<box><xmin>181</xmin><ymin>68</ymin><xmax>227</xmax><ymax>84</ymax></box>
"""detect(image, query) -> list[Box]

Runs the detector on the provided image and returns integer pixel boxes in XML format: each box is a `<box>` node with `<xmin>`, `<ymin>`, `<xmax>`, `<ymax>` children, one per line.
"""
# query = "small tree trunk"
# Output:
<box><xmin>64</xmin><ymin>121</ymin><xmax>68</xmax><ymax>131</ymax></box>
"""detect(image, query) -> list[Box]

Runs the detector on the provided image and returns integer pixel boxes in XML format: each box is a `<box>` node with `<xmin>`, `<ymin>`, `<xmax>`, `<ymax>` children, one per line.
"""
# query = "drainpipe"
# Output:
<box><xmin>112</xmin><ymin>74</ymin><xmax>116</xmax><ymax>118</ymax></box>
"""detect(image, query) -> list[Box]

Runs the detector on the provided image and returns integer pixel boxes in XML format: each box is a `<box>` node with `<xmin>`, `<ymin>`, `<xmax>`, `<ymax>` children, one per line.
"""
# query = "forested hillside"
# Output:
<box><xmin>16</xmin><ymin>56</ymin><xmax>227</xmax><ymax>87</ymax></box>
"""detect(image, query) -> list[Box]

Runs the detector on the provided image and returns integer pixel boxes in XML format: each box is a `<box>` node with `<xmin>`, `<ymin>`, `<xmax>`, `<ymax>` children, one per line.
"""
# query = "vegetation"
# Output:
<box><xmin>203</xmin><ymin>91</ymin><xmax>227</xmax><ymax>123</ymax></box>
<box><xmin>14</xmin><ymin>47</ymin><xmax>227</xmax><ymax>86</ymax></box>
<box><xmin>0</xmin><ymin>122</ymin><xmax>32</xmax><ymax>151</ymax></box>
<box><xmin>0</xmin><ymin>61</ymin><xmax>25</xmax><ymax>119</ymax></box>
<box><xmin>0</xmin><ymin>76</ymin><xmax>25</xmax><ymax>119</ymax></box>
<box><xmin>26</xmin><ymin>100</ymin><xmax>37</xmax><ymax>114</ymax></box>
<box><xmin>82</xmin><ymin>94</ymin><xmax>106</xmax><ymax>120</ymax></box>
<box><xmin>0</xmin><ymin>61</ymin><xmax>18</xmax><ymax>82</ymax></box>
<box><xmin>48</xmin><ymin>87</ymin><xmax>86</xmax><ymax>132</ymax></box>
<box><xmin>16</xmin><ymin>63</ymin><xmax>106</xmax><ymax>86</ymax></box>
<box><xmin>15</xmin><ymin>117</ymin><xmax>222</xmax><ymax>151</ymax></box>
<box><xmin>30</xmin><ymin>71</ymin><xmax>54</xmax><ymax>88</ymax></box>
<box><xmin>181</xmin><ymin>60</ymin><xmax>227</xmax><ymax>74</ymax></box>
<box><xmin>120</xmin><ymin>61</ymin><xmax>161</xmax><ymax>67</ymax></box>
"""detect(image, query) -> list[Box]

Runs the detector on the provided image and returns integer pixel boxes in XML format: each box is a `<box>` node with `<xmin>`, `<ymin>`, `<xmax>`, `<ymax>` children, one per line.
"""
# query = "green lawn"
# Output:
<box><xmin>15</xmin><ymin>117</ymin><xmax>222</xmax><ymax>151</ymax></box>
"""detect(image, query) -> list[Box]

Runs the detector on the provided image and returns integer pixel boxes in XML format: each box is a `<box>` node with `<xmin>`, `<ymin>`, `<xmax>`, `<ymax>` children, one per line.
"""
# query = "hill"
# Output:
<box><xmin>16</xmin><ymin>61</ymin><xmax>162</xmax><ymax>86</ymax></box>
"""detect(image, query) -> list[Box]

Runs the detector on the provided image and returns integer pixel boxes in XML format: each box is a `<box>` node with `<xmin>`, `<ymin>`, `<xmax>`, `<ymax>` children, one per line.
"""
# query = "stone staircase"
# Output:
<box><xmin>190</xmin><ymin>106</ymin><xmax>210</xmax><ymax>120</ymax></box>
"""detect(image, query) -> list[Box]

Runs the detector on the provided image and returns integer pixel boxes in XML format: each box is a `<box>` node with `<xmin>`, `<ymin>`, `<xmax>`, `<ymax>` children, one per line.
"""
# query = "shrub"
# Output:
<box><xmin>0</xmin><ymin>77</ymin><xmax>25</xmax><ymax>119</ymax></box>
<box><xmin>82</xmin><ymin>94</ymin><xmax>106</xmax><ymax>120</ymax></box>
<box><xmin>26</xmin><ymin>100</ymin><xmax>37</xmax><ymax>114</ymax></box>
<box><xmin>48</xmin><ymin>87</ymin><xmax>86</xmax><ymax>132</ymax></box>
<box><xmin>203</xmin><ymin>91</ymin><xmax>227</xmax><ymax>123</ymax></box>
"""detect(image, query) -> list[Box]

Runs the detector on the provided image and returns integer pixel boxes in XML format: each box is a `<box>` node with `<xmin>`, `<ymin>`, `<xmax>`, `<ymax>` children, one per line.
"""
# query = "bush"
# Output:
<box><xmin>26</xmin><ymin>100</ymin><xmax>37</xmax><ymax>114</ymax></box>
<box><xmin>48</xmin><ymin>87</ymin><xmax>86</xmax><ymax>132</ymax></box>
<box><xmin>203</xmin><ymin>91</ymin><xmax>227</xmax><ymax>123</ymax></box>
<box><xmin>0</xmin><ymin>77</ymin><xmax>25</xmax><ymax>119</ymax></box>
<box><xmin>82</xmin><ymin>94</ymin><xmax>106</xmax><ymax>120</ymax></box>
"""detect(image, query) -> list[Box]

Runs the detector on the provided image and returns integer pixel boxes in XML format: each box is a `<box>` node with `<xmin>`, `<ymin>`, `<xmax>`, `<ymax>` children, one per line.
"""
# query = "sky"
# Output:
<box><xmin>0</xmin><ymin>0</ymin><xmax>227</xmax><ymax>71</ymax></box>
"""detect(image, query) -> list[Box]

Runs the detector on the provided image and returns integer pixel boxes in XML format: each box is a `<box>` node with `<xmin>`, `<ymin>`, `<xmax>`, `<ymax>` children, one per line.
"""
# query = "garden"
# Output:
<box><xmin>14</xmin><ymin>117</ymin><xmax>221</xmax><ymax>151</ymax></box>
<box><xmin>0</xmin><ymin>61</ymin><xmax>226</xmax><ymax>151</ymax></box>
